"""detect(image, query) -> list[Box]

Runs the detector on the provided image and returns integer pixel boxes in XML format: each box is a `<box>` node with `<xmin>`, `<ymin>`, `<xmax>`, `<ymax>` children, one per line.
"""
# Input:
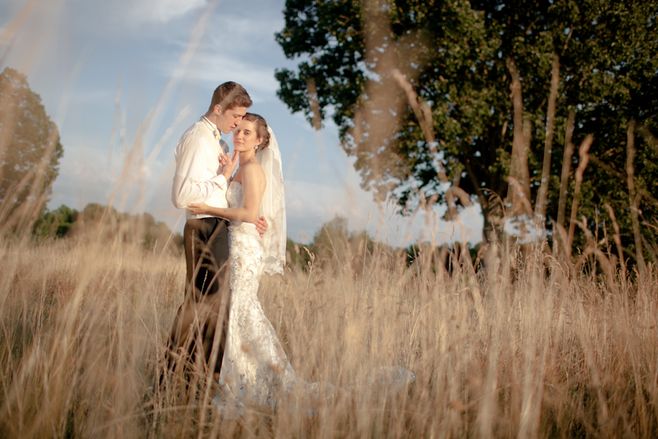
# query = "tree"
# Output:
<box><xmin>275</xmin><ymin>0</ymin><xmax>658</xmax><ymax>262</ymax></box>
<box><xmin>0</xmin><ymin>67</ymin><xmax>63</xmax><ymax>233</ymax></box>
<box><xmin>32</xmin><ymin>204</ymin><xmax>78</xmax><ymax>240</ymax></box>
<box><xmin>311</xmin><ymin>215</ymin><xmax>351</xmax><ymax>265</ymax></box>
<box><xmin>307</xmin><ymin>215</ymin><xmax>390</xmax><ymax>273</ymax></box>
<box><xmin>73</xmin><ymin>203</ymin><xmax>183</xmax><ymax>254</ymax></box>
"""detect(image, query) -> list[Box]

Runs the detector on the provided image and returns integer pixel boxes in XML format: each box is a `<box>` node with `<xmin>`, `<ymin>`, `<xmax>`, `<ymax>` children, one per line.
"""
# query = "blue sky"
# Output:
<box><xmin>0</xmin><ymin>0</ymin><xmax>482</xmax><ymax>246</ymax></box>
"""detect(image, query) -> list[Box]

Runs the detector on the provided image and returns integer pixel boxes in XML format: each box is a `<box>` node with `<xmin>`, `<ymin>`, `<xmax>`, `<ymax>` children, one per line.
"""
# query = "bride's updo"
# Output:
<box><xmin>243</xmin><ymin>113</ymin><xmax>270</xmax><ymax>152</ymax></box>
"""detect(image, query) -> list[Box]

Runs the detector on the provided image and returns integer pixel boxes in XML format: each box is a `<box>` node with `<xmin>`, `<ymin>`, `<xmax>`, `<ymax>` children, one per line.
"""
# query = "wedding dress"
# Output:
<box><xmin>214</xmin><ymin>129</ymin><xmax>415</xmax><ymax>415</ymax></box>
<box><xmin>216</xmin><ymin>181</ymin><xmax>297</xmax><ymax>410</ymax></box>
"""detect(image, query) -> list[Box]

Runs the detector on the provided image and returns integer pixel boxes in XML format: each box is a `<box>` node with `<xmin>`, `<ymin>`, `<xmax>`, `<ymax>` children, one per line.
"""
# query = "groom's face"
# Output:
<box><xmin>216</xmin><ymin>105</ymin><xmax>248</xmax><ymax>134</ymax></box>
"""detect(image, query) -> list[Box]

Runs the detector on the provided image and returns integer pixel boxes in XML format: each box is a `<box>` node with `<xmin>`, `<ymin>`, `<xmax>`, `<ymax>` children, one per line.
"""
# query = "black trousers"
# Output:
<box><xmin>167</xmin><ymin>217</ymin><xmax>231</xmax><ymax>376</ymax></box>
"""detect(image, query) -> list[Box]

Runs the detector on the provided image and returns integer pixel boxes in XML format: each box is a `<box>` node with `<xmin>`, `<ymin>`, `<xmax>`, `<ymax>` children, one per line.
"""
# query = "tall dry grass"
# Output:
<box><xmin>1</xmin><ymin>2</ymin><xmax>656</xmax><ymax>436</ymax></box>
<box><xmin>1</xmin><ymin>231</ymin><xmax>656</xmax><ymax>438</ymax></box>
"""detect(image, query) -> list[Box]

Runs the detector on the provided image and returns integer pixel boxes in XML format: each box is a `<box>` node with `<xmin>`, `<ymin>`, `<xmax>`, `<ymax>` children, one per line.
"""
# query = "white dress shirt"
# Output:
<box><xmin>172</xmin><ymin>117</ymin><xmax>230</xmax><ymax>219</ymax></box>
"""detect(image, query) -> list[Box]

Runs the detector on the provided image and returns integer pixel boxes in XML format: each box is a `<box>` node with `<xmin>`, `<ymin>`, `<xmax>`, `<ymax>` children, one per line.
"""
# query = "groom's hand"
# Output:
<box><xmin>187</xmin><ymin>202</ymin><xmax>211</xmax><ymax>215</ymax></box>
<box><xmin>255</xmin><ymin>216</ymin><xmax>268</xmax><ymax>237</ymax></box>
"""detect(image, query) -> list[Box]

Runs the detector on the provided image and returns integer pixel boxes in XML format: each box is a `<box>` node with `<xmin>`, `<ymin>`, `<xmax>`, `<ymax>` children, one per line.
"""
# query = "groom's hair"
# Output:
<box><xmin>209</xmin><ymin>82</ymin><xmax>252</xmax><ymax>112</ymax></box>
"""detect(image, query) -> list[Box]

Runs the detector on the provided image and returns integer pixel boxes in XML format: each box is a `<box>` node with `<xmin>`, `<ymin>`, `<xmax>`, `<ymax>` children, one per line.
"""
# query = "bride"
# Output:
<box><xmin>188</xmin><ymin>113</ymin><xmax>295</xmax><ymax>409</ymax></box>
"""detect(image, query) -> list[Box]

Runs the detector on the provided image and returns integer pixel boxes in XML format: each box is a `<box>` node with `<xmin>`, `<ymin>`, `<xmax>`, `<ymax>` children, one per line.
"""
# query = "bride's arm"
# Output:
<box><xmin>188</xmin><ymin>163</ymin><xmax>265</xmax><ymax>223</ymax></box>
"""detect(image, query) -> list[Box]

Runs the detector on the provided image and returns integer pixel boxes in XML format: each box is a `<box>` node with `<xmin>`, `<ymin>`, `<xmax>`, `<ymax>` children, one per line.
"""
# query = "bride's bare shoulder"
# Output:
<box><xmin>241</xmin><ymin>161</ymin><xmax>266</xmax><ymax>186</ymax></box>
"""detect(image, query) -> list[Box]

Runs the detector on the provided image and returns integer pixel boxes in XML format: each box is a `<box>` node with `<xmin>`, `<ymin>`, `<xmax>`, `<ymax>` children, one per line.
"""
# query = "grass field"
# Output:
<box><xmin>1</xmin><ymin>233</ymin><xmax>656</xmax><ymax>438</ymax></box>
<box><xmin>3</xmin><ymin>1</ymin><xmax>657</xmax><ymax>435</ymax></box>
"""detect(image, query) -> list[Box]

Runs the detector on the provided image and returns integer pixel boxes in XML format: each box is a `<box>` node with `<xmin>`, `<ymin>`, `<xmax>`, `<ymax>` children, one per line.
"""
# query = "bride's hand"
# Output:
<box><xmin>220</xmin><ymin>150</ymin><xmax>239</xmax><ymax>179</ymax></box>
<box><xmin>188</xmin><ymin>202</ymin><xmax>211</xmax><ymax>215</ymax></box>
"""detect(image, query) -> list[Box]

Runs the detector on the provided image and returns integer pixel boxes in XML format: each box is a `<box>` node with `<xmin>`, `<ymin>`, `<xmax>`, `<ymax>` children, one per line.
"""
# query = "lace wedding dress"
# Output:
<box><xmin>216</xmin><ymin>182</ymin><xmax>297</xmax><ymax>410</ymax></box>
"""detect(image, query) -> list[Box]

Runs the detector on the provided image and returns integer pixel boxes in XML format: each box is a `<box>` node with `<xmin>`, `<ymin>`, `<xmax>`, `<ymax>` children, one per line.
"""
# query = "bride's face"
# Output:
<box><xmin>233</xmin><ymin>120</ymin><xmax>262</xmax><ymax>152</ymax></box>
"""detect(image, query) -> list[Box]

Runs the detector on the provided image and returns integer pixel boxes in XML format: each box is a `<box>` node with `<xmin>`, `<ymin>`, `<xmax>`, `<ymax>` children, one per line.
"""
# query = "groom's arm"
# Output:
<box><xmin>171</xmin><ymin>134</ymin><xmax>227</xmax><ymax>209</ymax></box>
<box><xmin>188</xmin><ymin>164</ymin><xmax>264</xmax><ymax>222</ymax></box>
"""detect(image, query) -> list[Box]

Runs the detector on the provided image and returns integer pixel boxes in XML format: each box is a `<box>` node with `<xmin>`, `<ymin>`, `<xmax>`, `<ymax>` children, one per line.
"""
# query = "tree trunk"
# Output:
<box><xmin>625</xmin><ymin>120</ymin><xmax>646</xmax><ymax>272</ymax></box>
<box><xmin>535</xmin><ymin>55</ymin><xmax>560</xmax><ymax>220</ymax></box>
<box><xmin>556</xmin><ymin>111</ymin><xmax>575</xmax><ymax>230</ymax></box>
<box><xmin>506</xmin><ymin>58</ymin><xmax>532</xmax><ymax>217</ymax></box>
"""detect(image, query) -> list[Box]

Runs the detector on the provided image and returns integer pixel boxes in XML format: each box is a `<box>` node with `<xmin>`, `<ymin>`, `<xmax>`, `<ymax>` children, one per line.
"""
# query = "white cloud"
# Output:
<box><xmin>127</xmin><ymin>0</ymin><xmax>207</xmax><ymax>24</ymax></box>
<box><xmin>206</xmin><ymin>13</ymin><xmax>283</xmax><ymax>50</ymax></box>
<box><xmin>158</xmin><ymin>7</ymin><xmax>285</xmax><ymax>98</ymax></box>
<box><xmin>70</xmin><ymin>87</ymin><xmax>114</xmax><ymax>103</ymax></box>
<box><xmin>50</xmin><ymin>128</ymin><xmax>162</xmax><ymax>203</ymax></box>
<box><xmin>0</xmin><ymin>0</ymin><xmax>67</xmax><ymax>75</ymax></box>
<box><xmin>50</xmin><ymin>144</ymin><xmax>118</xmax><ymax>209</ymax></box>
<box><xmin>168</xmin><ymin>51</ymin><xmax>279</xmax><ymax>97</ymax></box>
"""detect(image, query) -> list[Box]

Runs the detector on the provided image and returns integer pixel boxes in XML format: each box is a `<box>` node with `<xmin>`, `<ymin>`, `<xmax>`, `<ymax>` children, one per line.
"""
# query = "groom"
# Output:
<box><xmin>168</xmin><ymin>81</ymin><xmax>266</xmax><ymax>377</ymax></box>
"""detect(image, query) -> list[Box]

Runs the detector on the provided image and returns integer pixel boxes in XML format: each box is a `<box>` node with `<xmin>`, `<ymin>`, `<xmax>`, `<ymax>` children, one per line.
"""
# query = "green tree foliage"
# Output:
<box><xmin>0</xmin><ymin>67</ymin><xmax>63</xmax><ymax>228</ymax></box>
<box><xmin>275</xmin><ymin>0</ymin><xmax>658</xmax><ymax>261</ymax></box>
<box><xmin>33</xmin><ymin>204</ymin><xmax>78</xmax><ymax>239</ymax></box>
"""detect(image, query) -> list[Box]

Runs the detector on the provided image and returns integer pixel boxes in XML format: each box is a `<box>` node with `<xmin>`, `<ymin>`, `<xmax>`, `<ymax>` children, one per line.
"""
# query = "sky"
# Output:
<box><xmin>0</xmin><ymin>0</ymin><xmax>483</xmax><ymax>247</ymax></box>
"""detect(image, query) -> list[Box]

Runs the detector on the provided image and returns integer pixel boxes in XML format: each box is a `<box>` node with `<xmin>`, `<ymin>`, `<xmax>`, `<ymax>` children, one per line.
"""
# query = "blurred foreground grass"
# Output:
<box><xmin>0</xmin><ymin>236</ymin><xmax>656</xmax><ymax>438</ymax></box>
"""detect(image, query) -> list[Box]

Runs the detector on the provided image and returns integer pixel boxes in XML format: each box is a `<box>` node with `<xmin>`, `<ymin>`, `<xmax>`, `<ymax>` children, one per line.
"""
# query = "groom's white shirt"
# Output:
<box><xmin>172</xmin><ymin>118</ymin><xmax>230</xmax><ymax>219</ymax></box>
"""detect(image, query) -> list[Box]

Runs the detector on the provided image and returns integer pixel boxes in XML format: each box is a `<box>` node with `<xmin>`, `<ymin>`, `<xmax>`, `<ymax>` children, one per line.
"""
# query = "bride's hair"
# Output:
<box><xmin>243</xmin><ymin>113</ymin><xmax>270</xmax><ymax>151</ymax></box>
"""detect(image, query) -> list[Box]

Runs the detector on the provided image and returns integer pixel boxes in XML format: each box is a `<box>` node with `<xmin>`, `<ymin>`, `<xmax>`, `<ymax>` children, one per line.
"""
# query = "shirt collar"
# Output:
<box><xmin>201</xmin><ymin>116</ymin><xmax>221</xmax><ymax>140</ymax></box>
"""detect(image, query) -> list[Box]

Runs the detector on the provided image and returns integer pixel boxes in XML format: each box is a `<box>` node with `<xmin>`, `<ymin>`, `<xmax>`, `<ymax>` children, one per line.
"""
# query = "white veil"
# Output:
<box><xmin>257</xmin><ymin>127</ymin><xmax>286</xmax><ymax>275</ymax></box>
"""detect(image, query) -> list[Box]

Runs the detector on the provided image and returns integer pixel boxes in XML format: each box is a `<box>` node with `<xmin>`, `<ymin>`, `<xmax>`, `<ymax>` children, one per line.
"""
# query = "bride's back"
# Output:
<box><xmin>230</xmin><ymin>161</ymin><xmax>265</xmax><ymax>224</ymax></box>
